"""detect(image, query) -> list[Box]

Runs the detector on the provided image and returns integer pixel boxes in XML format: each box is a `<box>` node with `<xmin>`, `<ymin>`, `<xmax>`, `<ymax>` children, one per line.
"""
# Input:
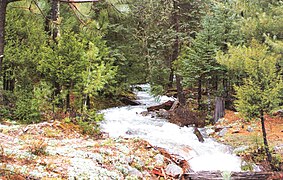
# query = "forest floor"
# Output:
<box><xmin>0</xmin><ymin>120</ymin><xmax>186</xmax><ymax>179</ymax></box>
<box><xmin>213</xmin><ymin>110</ymin><xmax>283</xmax><ymax>171</ymax></box>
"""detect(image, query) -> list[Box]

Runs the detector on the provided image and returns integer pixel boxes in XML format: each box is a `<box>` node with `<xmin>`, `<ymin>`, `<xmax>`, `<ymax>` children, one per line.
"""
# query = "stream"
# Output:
<box><xmin>100</xmin><ymin>84</ymin><xmax>242</xmax><ymax>172</ymax></box>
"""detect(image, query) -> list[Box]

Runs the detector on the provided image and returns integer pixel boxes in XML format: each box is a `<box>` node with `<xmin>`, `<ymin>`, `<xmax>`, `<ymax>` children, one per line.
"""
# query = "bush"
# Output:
<box><xmin>14</xmin><ymin>91</ymin><xmax>41</xmax><ymax>124</ymax></box>
<box><xmin>76</xmin><ymin>110</ymin><xmax>104</xmax><ymax>135</ymax></box>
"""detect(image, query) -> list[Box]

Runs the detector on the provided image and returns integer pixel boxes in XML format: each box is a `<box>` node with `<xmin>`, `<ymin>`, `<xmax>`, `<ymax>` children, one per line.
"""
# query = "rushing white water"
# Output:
<box><xmin>100</xmin><ymin>84</ymin><xmax>242</xmax><ymax>172</ymax></box>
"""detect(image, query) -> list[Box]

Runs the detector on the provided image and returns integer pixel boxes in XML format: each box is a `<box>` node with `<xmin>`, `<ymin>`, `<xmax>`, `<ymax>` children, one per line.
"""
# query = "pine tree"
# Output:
<box><xmin>217</xmin><ymin>39</ymin><xmax>283</xmax><ymax>165</ymax></box>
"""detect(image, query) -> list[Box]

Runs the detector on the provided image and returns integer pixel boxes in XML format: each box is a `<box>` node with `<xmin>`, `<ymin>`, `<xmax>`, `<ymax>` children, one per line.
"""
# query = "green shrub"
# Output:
<box><xmin>77</xmin><ymin>110</ymin><xmax>104</xmax><ymax>135</ymax></box>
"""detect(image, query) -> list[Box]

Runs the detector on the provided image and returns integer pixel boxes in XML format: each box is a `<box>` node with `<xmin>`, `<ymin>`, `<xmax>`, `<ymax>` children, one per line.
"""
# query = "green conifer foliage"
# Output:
<box><xmin>217</xmin><ymin>39</ymin><xmax>283</xmax><ymax>164</ymax></box>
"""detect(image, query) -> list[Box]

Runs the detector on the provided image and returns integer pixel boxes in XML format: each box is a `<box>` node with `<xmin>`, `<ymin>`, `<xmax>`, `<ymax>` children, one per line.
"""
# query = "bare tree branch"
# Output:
<box><xmin>32</xmin><ymin>0</ymin><xmax>47</xmax><ymax>19</ymax></box>
<box><xmin>7</xmin><ymin>0</ymin><xmax>22</xmax><ymax>4</ymax></box>
<box><xmin>68</xmin><ymin>3</ymin><xmax>86</xmax><ymax>25</ymax></box>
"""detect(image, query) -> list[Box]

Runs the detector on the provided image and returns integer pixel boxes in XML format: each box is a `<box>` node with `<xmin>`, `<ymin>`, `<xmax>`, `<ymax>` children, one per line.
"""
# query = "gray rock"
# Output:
<box><xmin>165</xmin><ymin>163</ymin><xmax>182</xmax><ymax>177</ymax></box>
<box><xmin>274</xmin><ymin>145</ymin><xmax>283</xmax><ymax>153</ymax></box>
<box><xmin>233</xmin><ymin>145</ymin><xmax>249</xmax><ymax>154</ymax></box>
<box><xmin>154</xmin><ymin>154</ymin><xmax>164</xmax><ymax>165</ymax></box>
<box><xmin>140</xmin><ymin>111</ymin><xmax>149</xmax><ymax>116</ymax></box>
<box><xmin>157</xmin><ymin>109</ymin><xmax>170</xmax><ymax>119</ymax></box>
<box><xmin>218</xmin><ymin>128</ymin><xmax>228</xmax><ymax>137</ymax></box>
<box><xmin>247</xmin><ymin>126</ymin><xmax>254</xmax><ymax>132</ymax></box>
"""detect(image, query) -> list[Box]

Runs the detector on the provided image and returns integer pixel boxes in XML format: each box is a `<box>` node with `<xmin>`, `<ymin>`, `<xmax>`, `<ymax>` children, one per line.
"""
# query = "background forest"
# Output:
<box><xmin>0</xmin><ymin>0</ymin><xmax>283</xmax><ymax>127</ymax></box>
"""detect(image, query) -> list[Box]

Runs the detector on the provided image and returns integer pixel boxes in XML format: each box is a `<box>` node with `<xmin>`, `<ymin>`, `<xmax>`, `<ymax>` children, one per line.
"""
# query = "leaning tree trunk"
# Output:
<box><xmin>260</xmin><ymin>109</ymin><xmax>273</xmax><ymax>164</ymax></box>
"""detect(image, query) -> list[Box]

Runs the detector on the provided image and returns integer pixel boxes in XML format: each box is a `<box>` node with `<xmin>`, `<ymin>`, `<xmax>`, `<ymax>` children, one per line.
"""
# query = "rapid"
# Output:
<box><xmin>100</xmin><ymin>84</ymin><xmax>242</xmax><ymax>172</ymax></box>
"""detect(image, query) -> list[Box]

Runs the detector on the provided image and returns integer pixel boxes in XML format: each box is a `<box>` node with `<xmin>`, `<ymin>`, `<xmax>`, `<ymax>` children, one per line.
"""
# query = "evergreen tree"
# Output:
<box><xmin>217</xmin><ymin>39</ymin><xmax>283</xmax><ymax>165</ymax></box>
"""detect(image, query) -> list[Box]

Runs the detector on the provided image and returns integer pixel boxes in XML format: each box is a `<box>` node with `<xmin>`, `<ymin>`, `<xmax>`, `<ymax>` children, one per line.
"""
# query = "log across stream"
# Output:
<box><xmin>100</xmin><ymin>84</ymin><xmax>244</xmax><ymax>172</ymax></box>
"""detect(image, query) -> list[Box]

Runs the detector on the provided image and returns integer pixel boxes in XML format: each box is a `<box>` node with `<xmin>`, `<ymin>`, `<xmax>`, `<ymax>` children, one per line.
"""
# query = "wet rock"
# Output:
<box><xmin>140</xmin><ymin>111</ymin><xmax>149</xmax><ymax>116</ymax></box>
<box><xmin>165</xmin><ymin>163</ymin><xmax>183</xmax><ymax>177</ymax></box>
<box><xmin>157</xmin><ymin>109</ymin><xmax>170</xmax><ymax>119</ymax></box>
<box><xmin>218</xmin><ymin>128</ymin><xmax>228</xmax><ymax>137</ymax></box>
<box><xmin>150</xmin><ymin>112</ymin><xmax>157</xmax><ymax>118</ymax></box>
<box><xmin>126</xmin><ymin>129</ymin><xmax>136</xmax><ymax>135</ymax></box>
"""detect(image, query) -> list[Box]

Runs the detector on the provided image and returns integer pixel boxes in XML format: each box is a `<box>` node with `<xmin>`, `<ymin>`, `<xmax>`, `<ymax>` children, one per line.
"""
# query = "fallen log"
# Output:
<box><xmin>120</xmin><ymin>97</ymin><xmax>140</xmax><ymax>106</ymax></box>
<box><xmin>147</xmin><ymin>100</ymin><xmax>174</xmax><ymax>111</ymax></box>
<box><xmin>183</xmin><ymin>171</ymin><xmax>283</xmax><ymax>180</ymax></box>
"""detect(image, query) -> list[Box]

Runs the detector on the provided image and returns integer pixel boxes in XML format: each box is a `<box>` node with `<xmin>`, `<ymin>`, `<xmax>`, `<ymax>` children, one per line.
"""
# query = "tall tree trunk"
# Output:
<box><xmin>51</xmin><ymin>0</ymin><xmax>60</xmax><ymax>42</ymax></box>
<box><xmin>260</xmin><ymin>109</ymin><xmax>272</xmax><ymax>164</ymax></box>
<box><xmin>207</xmin><ymin>84</ymin><xmax>211</xmax><ymax>117</ymax></box>
<box><xmin>197</xmin><ymin>78</ymin><xmax>202</xmax><ymax>109</ymax></box>
<box><xmin>214</xmin><ymin>97</ymin><xmax>225</xmax><ymax>123</ymax></box>
<box><xmin>66</xmin><ymin>91</ymin><xmax>70</xmax><ymax>112</ymax></box>
<box><xmin>172</xmin><ymin>0</ymin><xmax>186</xmax><ymax>106</ymax></box>
<box><xmin>168</xmin><ymin>67</ymin><xmax>174</xmax><ymax>89</ymax></box>
<box><xmin>0</xmin><ymin>0</ymin><xmax>7</xmax><ymax>88</ymax></box>
<box><xmin>50</xmin><ymin>0</ymin><xmax>61</xmax><ymax>109</ymax></box>
<box><xmin>0</xmin><ymin>1</ymin><xmax>7</xmax><ymax>104</ymax></box>
<box><xmin>176</xmin><ymin>75</ymin><xmax>186</xmax><ymax>106</ymax></box>
<box><xmin>86</xmin><ymin>95</ymin><xmax>90</xmax><ymax>110</ymax></box>
<box><xmin>54</xmin><ymin>80</ymin><xmax>63</xmax><ymax>108</ymax></box>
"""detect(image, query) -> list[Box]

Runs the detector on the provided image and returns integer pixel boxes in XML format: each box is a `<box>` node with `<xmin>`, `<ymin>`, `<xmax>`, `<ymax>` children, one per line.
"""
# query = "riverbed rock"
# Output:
<box><xmin>157</xmin><ymin>109</ymin><xmax>170</xmax><ymax>119</ymax></box>
<box><xmin>165</xmin><ymin>163</ymin><xmax>183</xmax><ymax>177</ymax></box>
<box><xmin>140</xmin><ymin>111</ymin><xmax>149</xmax><ymax>116</ymax></box>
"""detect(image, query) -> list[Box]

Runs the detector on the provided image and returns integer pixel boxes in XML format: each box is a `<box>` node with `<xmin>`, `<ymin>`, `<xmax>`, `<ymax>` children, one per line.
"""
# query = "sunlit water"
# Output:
<box><xmin>100</xmin><ymin>84</ymin><xmax>242</xmax><ymax>172</ymax></box>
